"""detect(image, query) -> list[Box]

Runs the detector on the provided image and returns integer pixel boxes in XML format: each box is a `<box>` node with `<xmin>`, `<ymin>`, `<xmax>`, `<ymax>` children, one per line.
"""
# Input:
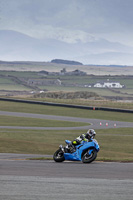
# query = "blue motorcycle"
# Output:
<box><xmin>53</xmin><ymin>139</ymin><xmax>100</xmax><ymax>163</ymax></box>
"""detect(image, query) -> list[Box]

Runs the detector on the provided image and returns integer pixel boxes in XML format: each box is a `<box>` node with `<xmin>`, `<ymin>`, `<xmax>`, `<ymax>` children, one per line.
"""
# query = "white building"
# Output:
<box><xmin>94</xmin><ymin>81</ymin><xmax>124</xmax><ymax>88</ymax></box>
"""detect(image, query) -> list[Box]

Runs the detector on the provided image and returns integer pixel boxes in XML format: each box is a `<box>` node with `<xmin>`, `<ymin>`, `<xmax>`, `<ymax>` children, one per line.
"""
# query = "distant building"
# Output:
<box><xmin>60</xmin><ymin>68</ymin><xmax>86</xmax><ymax>76</ymax></box>
<box><xmin>71</xmin><ymin>69</ymin><xmax>86</xmax><ymax>76</ymax></box>
<box><xmin>39</xmin><ymin>68</ymin><xmax>87</xmax><ymax>76</ymax></box>
<box><xmin>28</xmin><ymin>79</ymin><xmax>62</xmax><ymax>86</ymax></box>
<box><xmin>94</xmin><ymin>81</ymin><xmax>124</xmax><ymax>88</ymax></box>
<box><xmin>63</xmin><ymin>69</ymin><xmax>86</xmax><ymax>76</ymax></box>
<box><xmin>55</xmin><ymin>79</ymin><xmax>62</xmax><ymax>85</ymax></box>
<box><xmin>60</xmin><ymin>68</ymin><xmax>67</xmax><ymax>74</ymax></box>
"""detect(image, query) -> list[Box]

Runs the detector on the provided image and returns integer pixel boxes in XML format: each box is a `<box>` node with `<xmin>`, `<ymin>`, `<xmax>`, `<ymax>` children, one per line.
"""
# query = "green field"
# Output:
<box><xmin>28</xmin><ymin>97</ymin><xmax>133</xmax><ymax>109</ymax></box>
<box><xmin>0</xmin><ymin>100</ymin><xmax>132</xmax><ymax>161</ymax></box>
<box><xmin>0</xmin><ymin>71</ymin><xmax>133</xmax><ymax>100</ymax></box>
<box><xmin>0</xmin><ymin>128</ymin><xmax>132</xmax><ymax>162</ymax></box>
<box><xmin>0</xmin><ymin>100</ymin><xmax>133</xmax><ymax>122</ymax></box>
<box><xmin>0</xmin><ymin>115</ymin><xmax>88</xmax><ymax>127</ymax></box>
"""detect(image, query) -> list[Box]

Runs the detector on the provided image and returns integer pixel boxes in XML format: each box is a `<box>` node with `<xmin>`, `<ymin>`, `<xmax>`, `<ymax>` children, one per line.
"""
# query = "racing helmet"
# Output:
<box><xmin>86</xmin><ymin>129</ymin><xmax>96</xmax><ymax>139</ymax></box>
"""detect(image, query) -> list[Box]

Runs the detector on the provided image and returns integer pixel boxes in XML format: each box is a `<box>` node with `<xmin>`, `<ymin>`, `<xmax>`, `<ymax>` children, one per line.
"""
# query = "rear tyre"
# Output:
<box><xmin>53</xmin><ymin>149</ymin><xmax>65</xmax><ymax>162</ymax></box>
<box><xmin>82</xmin><ymin>148</ymin><xmax>97</xmax><ymax>163</ymax></box>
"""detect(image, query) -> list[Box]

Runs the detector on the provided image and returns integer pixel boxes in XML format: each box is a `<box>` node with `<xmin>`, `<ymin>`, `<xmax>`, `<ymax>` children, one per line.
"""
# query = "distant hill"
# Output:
<box><xmin>1</xmin><ymin>30</ymin><xmax>133</xmax><ymax>65</ymax></box>
<box><xmin>51</xmin><ymin>59</ymin><xmax>83</xmax><ymax>65</ymax></box>
<box><xmin>0</xmin><ymin>60</ymin><xmax>130</xmax><ymax>68</ymax></box>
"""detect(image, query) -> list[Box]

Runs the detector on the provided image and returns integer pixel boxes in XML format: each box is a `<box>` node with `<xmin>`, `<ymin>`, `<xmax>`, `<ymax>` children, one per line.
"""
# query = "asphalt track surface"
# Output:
<box><xmin>0</xmin><ymin>111</ymin><xmax>133</xmax><ymax>199</ymax></box>
<box><xmin>0</xmin><ymin>111</ymin><xmax>133</xmax><ymax>130</ymax></box>
<box><xmin>0</xmin><ymin>154</ymin><xmax>133</xmax><ymax>200</ymax></box>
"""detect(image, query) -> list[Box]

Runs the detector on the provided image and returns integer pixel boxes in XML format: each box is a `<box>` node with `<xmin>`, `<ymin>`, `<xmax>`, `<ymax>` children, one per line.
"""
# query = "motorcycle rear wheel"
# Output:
<box><xmin>82</xmin><ymin>148</ymin><xmax>97</xmax><ymax>163</ymax></box>
<box><xmin>53</xmin><ymin>149</ymin><xmax>65</xmax><ymax>162</ymax></box>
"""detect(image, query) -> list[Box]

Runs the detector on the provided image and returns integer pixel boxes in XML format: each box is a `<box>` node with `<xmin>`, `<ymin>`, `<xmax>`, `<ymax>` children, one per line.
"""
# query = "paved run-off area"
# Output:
<box><xmin>0</xmin><ymin>175</ymin><xmax>132</xmax><ymax>200</ymax></box>
<box><xmin>0</xmin><ymin>158</ymin><xmax>133</xmax><ymax>200</ymax></box>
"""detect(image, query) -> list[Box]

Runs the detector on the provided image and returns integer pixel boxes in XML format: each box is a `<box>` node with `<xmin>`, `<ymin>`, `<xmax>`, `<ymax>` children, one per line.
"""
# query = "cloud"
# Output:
<box><xmin>0</xmin><ymin>0</ymin><xmax>133</xmax><ymax>46</ymax></box>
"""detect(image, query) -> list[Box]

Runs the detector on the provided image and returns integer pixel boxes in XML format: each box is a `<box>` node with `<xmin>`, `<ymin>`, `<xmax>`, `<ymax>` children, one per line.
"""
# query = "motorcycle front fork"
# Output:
<box><xmin>59</xmin><ymin>145</ymin><xmax>65</xmax><ymax>152</ymax></box>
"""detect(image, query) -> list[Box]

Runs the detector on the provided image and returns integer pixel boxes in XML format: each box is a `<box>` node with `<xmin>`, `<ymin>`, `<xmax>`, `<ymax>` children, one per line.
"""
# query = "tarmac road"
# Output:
<box><xmin>0</xmin><ymin>154</ymin><xmax>133</xmax><ymax>200</ymax></box>
<box><xmin>0</xmin><ymin>111</ymin><xmax>133</xmax><ymax>130</ymax></box>
<box><xmin>0</xmin><ymin>155</ymin><xmax>133</xmax><ymax>179</ymax></box>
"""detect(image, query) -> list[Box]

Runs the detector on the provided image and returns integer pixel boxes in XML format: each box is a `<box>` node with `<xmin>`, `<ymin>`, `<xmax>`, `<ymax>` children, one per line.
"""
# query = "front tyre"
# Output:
<box><xmin>82</xmin><ymin>148</ymin><xmax>97</xmax><ymax>163</ymax></box>
<box><xmin>53</xmin><ymin>149</ymin><xmax>65</xmax><ymax>162</ymax></box>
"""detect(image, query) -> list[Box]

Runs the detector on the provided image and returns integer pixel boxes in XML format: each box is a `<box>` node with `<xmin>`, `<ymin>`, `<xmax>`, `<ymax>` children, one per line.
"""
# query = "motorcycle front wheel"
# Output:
<box><xmin>82</xmin><ymin>148</ymin><xmax>97</xmax><ymax>163</ymax></box>
<box><xmin>53</xmin><ymin>149</ymin><xmax>65</xmax><ymax>162</ymax></box>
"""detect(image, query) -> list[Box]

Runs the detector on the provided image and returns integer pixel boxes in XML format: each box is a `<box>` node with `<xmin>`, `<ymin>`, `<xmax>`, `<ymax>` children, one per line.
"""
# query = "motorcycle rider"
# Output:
<box><xmin>67</xmin><ymin>129</ymin><xmax>96</xmax><ymax>152</ymax></box>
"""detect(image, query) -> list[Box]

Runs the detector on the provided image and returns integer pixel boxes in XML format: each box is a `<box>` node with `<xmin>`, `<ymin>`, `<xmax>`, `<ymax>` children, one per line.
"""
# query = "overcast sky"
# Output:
<box><xmin>0</xmin><ymin>0</ymin><xmax>133</xmax><ymax>46</ymax></box>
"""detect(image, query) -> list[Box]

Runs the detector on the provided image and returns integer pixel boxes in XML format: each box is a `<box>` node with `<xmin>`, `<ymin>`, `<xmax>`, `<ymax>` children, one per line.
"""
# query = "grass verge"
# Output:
<box><xmin>0</xmin><ymin>115</ymin><xmax>88</xmax><ymax>127</ymax></box>
<box><xmin>0</xmin><ymin>128</ymin><xmax>133</xmax><ymax>162</ymax></box>
<box><xmin>0</xmin><ymin>100</ymin><xmax>133</xmax><ymax>122</ymax></box>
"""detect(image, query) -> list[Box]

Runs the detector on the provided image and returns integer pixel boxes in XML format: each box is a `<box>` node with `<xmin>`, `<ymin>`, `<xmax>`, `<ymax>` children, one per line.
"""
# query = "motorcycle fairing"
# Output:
<box><xmin>64</xmin><ymin>140</ymin><xmax>99</xmax><ymax>161</ymax></box>
<box><xmin>64</xmin><ymin>152</ymin><xmax>81</xmax><ymax>161</ymax></box>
